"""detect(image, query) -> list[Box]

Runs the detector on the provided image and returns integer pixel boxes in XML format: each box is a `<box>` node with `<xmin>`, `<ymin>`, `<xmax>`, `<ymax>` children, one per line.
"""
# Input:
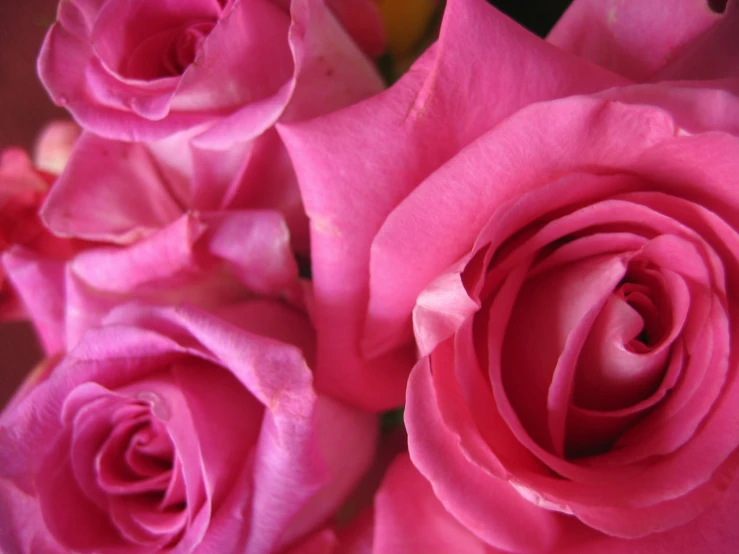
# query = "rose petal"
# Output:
<box><xmin>548</xmin><ymin>0</ymin><xmax>722</xmax><ymax>80</ymax></box>
<box><xmin>41</xmin><ymin>133</ymin><xmax>185</xmax><ymax>244</ymax></box>
<box><xmin>406</xmin><ymin>354</ymin><xmax>562</xmax><ymax>552</ymax></box>
<box><xmin>372</xmin><ymin>453</ymin><xmax>492</xmax><ymax>554</ymax></box>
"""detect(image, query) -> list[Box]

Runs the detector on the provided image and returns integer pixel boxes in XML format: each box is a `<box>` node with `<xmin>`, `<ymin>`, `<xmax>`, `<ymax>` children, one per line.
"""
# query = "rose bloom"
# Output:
<box><xmin>280</xmin><ymin>0</ymin><xmax>739</xmax><ymax>551</ymax></box>
<box><xmin>0</xmin><ymin>300</ymin><xmax>376</xmax><ymax>553</ymax></box>
<box><xmin>3</xmin><ymin>124</ymin><xmax>306</xmax><ymax>355</ymax></box>
<box><xmin>38</xmin><ymin>0</ymin><xmax>384</xmax><ymax>143</ymax></box>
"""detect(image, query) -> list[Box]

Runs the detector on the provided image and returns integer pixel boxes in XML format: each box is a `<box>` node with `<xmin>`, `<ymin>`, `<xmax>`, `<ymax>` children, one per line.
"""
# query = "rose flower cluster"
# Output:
<box><xmin>1</xmin><ymin>0</ymin><xmax>738</xmax><ymax>552</ymax></box>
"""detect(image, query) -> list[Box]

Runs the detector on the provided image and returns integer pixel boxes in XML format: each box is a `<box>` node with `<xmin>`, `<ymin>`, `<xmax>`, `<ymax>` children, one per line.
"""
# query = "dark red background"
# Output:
<box><xmin>0</xmin><ymin>0</ymin><xmax>64</xmax><ymax>408</ymax></box>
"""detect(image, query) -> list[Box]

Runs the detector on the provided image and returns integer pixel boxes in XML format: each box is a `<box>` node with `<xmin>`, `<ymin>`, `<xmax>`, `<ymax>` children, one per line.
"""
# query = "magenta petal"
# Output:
<box><xmin>574</xmin><ymin>295</ymin><xmax>669</xmax><ymax>411</ymax></box>
<box><xmin>281</xmin><ymin>529</ymin><xmax>339</xmax><ymax>554</ymax></box>
<box><xmin>655</xmin><ymin>3</ymin><xmax>739</xmax><ymax>81</ymax></box>
<box><xmin>95</xmin><ymin>415</ymin><xmax>173</xmax><ymax>496</ymax></box>
<box><xmin>412</xmin><ymin>269</ymin><xmax>480</xmax><ymax>357</ymax></box>
<box><xmin>0</xmin><ymin>478</ymin><xmax>66</xmax><ymax>553</ymax></box>
<box><xmin>99</xmin><ymin>303</ymin><xmax>346</xmax><ymax>553</ymax></box>
<box><xmin>169</xmin><ymin>359</ymin><xmax>262</xmax><ymax>508</ymax></box>
<box><xmin>175</xmin><ymin>0</ymin><xmax>293</xmax><ymax>110</ymax></box>
<box><xmin>130</xmin><ymin>507</ymin><xmax>188</xmax><ymax>537</ymax></box>
<box><xmin>38</xmin><ymin>0</ymin><xmax>205</xmax><ymax>141</ymax></box>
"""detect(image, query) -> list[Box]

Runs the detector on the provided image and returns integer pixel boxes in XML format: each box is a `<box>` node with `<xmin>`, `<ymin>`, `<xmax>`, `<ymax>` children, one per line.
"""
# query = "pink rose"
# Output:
<box><xmin>3</xmin><ymin>125</ymin><xmax>306</xmax><ymax>354</ymax></box>
<box><xmin>280</xmin><ymin>0</ymin><xmax>739</xmax><ymax>550</ymax></box>
<box><xmin>0</xmin><ymin>300</ymin><xmax>377</xmax><ymax>553</ymax></box>
<box><xmin>38</xmin><ymin>0</ymin><xmax>384</xmax><ymax>143</ymax></box>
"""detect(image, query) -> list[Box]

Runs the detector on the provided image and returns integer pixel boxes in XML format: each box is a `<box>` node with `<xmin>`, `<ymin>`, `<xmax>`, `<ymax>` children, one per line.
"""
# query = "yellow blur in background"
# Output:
<box><xmin>375</xmin><ymin>0</ymin><xmax>441</xmax><ymax>58</ymax></box>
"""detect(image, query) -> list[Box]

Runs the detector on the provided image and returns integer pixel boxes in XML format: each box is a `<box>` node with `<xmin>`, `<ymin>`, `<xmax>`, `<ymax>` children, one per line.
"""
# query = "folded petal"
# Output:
<box><xmin>548</xmin><ymin>0</ymin><xmax>725</xmax><ymax>80</ymax></box>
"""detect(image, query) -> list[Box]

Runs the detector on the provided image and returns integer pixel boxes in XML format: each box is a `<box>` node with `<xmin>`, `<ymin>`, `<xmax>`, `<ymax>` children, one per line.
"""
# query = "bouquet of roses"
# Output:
<box><xmin>1</xmin><ymin>0</ymin><xmax>738</xmax><ymax>552</ymax></box>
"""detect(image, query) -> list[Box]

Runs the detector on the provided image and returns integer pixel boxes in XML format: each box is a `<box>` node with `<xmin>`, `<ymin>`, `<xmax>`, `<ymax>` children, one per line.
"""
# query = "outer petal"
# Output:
<box><xmin>0</xmin><ymin>479</ymin><xmax>66</xmax><ymax>554</ymax></box>
<box><xmin>599</xmin><ymin>80</ymin><xmax>739</xmax><ymax>137</ymax></box>
<box><xmin>196</xmin><ymin>0</ymin><xmax>384</xmax><ymax>148</ymax></box>
<box><xmin>280</xmin><ymin>0</ymin><xmax>623</xmax><ymax>409</ymax></box>
<box><xmin>372</xmin><ymin>453</ymin><xmax>496</xmax><ymax>554</ymax></box>
<box><xmin>405</xmin><ymin>356</ymin><xmax>563</xmax><ymax>553</ymax></box>
<box><xmin>283</xmin><ymin>0</ymin><xmax>384</xmax><ymax>122</ymax></box>
<box><xmin>279</xmin><ymin>395</ymin><xmax>378</xmax><ymax>548</ymax></box>
<box><xmin>554</xmin><ymin>472</ymin><xmax>739</xmax><ymax>553</ymax></box>
<box><xmin>69</xmin><ymin>211</ymin><xmax>296</xmax><ymax>347</ymax></box>
<box><xmin>2</xmin><ymin>247</ymin><xmax>67</xmax><ymax>354</ymax></box>
<box><xmin>653</xmin><ymin>3</ymin><xmax>739</xmax><ymax>81</ymax></box>
<box><xmin>547</xmin><ymin>0</ymin><xmax>726</xmax><ymax>80</ymax></box>
<box><xmin>41</xmin><ymin>133</ymin><xmax>184</xmax><ymax>244</ymax></box>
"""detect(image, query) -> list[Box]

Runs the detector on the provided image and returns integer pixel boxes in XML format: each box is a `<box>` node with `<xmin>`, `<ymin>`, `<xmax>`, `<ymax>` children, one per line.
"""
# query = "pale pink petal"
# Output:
<box><xmin>32</xmin><ymin>120</ymin><xmax>81</xmax><ymax>175</ymax></box>
<box><xmin>548</xmin><ymin>0</ymin><xmax>723</xmax><ymax>80</ymax></box>
<box><xmin>601</xmin><ymin>80</ymin><xmax>739</xmax><ymax>136</ymax></box>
